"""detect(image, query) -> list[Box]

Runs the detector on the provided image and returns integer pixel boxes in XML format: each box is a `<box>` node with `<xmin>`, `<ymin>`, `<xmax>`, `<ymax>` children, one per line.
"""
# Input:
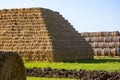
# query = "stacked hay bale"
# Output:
<box><xmin>81</xmin><ymin>31</ymin><xmax>120</xmax><ymax>56</ymax></box>
<box><xmin>0</xmin><ymin>8</ymin><xmax>93</xmax><ymax>61</ymax></box>
<box><xmin>0</xmin><ymin>51</ymin><xmax>26</xmax><ymax>80</ymax></box>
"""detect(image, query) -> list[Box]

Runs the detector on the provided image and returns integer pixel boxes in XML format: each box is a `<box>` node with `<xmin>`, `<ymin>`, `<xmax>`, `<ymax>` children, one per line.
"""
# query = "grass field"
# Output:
<box><xmin>25</xmin><ymin>57</ymin><xmax>120</xmax><ymax>71</ymax></box>
<box><xmin>27</xmin><ymin>77</ymin><xmax>74</xmax><ymax>80</ymax></box>
<box><xmin>25</xmin><ymin>57</ymin><xmax>120</xmax><ymax>80</ymax></box>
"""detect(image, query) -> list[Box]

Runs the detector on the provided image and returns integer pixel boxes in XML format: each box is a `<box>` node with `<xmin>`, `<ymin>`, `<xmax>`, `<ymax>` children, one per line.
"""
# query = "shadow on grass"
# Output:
<box><xmin>64</xmin><ymin>58</ymin><xmax>120</xmax><ymax>63</ymax></box>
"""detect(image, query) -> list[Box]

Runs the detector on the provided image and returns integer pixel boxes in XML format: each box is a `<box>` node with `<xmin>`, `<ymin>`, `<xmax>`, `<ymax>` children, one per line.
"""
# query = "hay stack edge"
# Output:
<box><xmin>0</xmin><ymin>7</ymin><xmax>93</xmax><ymax>61</ymax></box>
<box><xmin>0</xmin><ymin>51</ymin><xmax>26</xmax><ymax>80</ymax></box>
<box><xmin>81</xmin><ymin>31</ymin><xmax>120</xmax><ymax>56</ymax></box>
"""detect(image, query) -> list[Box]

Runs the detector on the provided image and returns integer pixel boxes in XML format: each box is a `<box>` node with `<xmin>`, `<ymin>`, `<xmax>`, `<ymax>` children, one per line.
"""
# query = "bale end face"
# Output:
<box><xmin>0</xmin><ymin>51</ymin><xmax>26</xmax><ymax>80</ymax></box>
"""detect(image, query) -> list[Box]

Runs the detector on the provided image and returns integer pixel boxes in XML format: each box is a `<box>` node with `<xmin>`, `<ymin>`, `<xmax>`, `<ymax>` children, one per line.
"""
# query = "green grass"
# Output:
<box><xmin>26</xmin><ymin>57</ymin><xmax>120</xmax><ymax>80</ymax></box>
<box><xmin>24</xmin><ymin>57</ymin><xmax>120</xmax><ymax>71</ymax></box>
<box><xmin>27</xmin><ymin>77</ymin><xmax>74</xmax><ymax>80</ymax></box>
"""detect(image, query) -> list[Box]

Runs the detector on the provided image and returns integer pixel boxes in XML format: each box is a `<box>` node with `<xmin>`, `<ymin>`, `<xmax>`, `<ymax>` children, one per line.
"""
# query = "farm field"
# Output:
<box><xmin>25</xmin><ymin>57</ymin><xmax>120</xmax><ymax>80</ymax></box>
<box><xmin>25</xmin><ymin>56</ymin><xmax>120</xmax><ymax>71</ymax></box>
<box><xmin>27</xmin><ymin>77</ymin><xmax>73</xmax><ymax>80</ymax></box>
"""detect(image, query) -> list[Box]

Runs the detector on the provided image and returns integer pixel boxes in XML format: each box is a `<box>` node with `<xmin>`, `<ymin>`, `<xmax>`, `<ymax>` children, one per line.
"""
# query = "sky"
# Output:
<box><xmin>0</xmin><ymin>0</ymin><xmax>120</xmax><ymax>32</ymax></box>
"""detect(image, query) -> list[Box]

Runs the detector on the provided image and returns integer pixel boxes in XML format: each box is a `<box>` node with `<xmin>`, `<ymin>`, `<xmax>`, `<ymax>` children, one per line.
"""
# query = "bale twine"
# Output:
<box><xmin>0</xmin><ymin>51</ymin><xmax>26</xmax><ymax>80</ymax></box>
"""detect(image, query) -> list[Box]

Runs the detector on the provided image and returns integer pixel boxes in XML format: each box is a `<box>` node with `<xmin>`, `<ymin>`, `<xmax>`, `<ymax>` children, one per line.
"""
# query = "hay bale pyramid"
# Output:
<box><xmin>0</xmin><ymin>8</ymin><xmax>93</xmax><ymax>61</ymax></box>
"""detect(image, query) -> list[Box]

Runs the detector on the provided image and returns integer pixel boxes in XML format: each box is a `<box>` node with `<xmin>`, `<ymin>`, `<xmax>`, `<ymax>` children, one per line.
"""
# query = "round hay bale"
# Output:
<box><xmin>92</xmin><ymin>42</ymin><xmax>98</xmax><ymax>48</ymax></box>
<box><xmin>97</xmin><ymin>42</ymin><xmax>109</xmax><ymax>48</ymax></box>
<box><xmin>111</xmin><ymin>31</ymin><xmax>119</xmax><ymax>36</ymax></box>
<box><xmin>93</xmin><ymin>37</ymin><xmax>99</xmax><ymax>42</ymax></box>
<box><xmin>101</xmin><ymin>32</ymin><xmax>109</xmax><ymax>36</ymax></box>
<box><xmin>102</xmin><ymin>48</ymin><xmax>111</xmax><ymax>56</ymax></box>
<box><xmin>98</xmin><ymin>37</ymin><xmax>104</xmax><ymax>42</ymax></box>
<box><xmin>94</xmin><ymin>48</ymin><xmax>103</xmax><ymax>56</ymax></box>
<box><xmin>105</xmin><ymin>32</ymin><xmax>111</xmax><ymax>36</ymax></box>
<box><xmin>112</xmin><ymin>37</ymin><xmax>120</xmax><ymax>42</ymax></box>
<box><xmin>111</xmin><ymin>48</ymin><xmax>118</xmax><ymax>56</ymax></box>
<box><xmin>85</xmin><ymin>37</ymin><xmax>91</xmax><ymax>42</ymax></box>
<box><xmin>108</xmin><ymin>42</ymin><xmax>115</xmax><ymax>48</ymax></box>
<box><xmin>115</xmin><ymin>42</ymin><xmax>120</xmax><ymax>47</ymax></box>
<box><xmin>100</xmin><ymin>32</ymin><xmax>105</xmax><ymax>36</ymax></box>
<box><xmin>97</xmin><ymin>42</ymin><xmax>103</xmax><ymax>48</ymax></box>
<box><xmin>81</xmin><ymin>32</ymin><xmax>89</xmax><ymax>37</ymax></box>
<box><xmin>0</xmin><ymin>51</ymin><xmax>26</xmax><ymax>80</ymax></box>
<box><xmin>91</xmin><ymin>37</ymin><xmax>96</xmax><ymax>42</ymax></box>
<box><xmin>104</xmin><ymin>37</ymin><xmax>112</xmax><ymax>42</ymax></box>
<box><xmin>89</xmin><ymin>32</ymin><xmax>95</xmax><ymax>37</ymax></box>
<box><xmin>98</xmin><ymin>32</ymin><xmax>104</xmax><ymax>36</ymax></box>
<box><xmin>92</xmin><ymin>42</ymin><xmax>109</xmax><ymax>48</ymax></box>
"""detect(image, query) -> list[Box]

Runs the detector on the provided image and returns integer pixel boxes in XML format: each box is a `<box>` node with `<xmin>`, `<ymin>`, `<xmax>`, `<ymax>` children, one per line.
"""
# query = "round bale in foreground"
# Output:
<box><xmin>0</xmin><ymin>51</ymin><xmax>26</xmax><ymax>80</ymax></box>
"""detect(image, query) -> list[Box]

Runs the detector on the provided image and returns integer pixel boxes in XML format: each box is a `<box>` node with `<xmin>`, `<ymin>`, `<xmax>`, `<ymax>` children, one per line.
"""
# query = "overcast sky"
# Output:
<box><xmin>0</xmin><ymin>0</ymin><xmax>120</xmax><ymax>32</ymax></box>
